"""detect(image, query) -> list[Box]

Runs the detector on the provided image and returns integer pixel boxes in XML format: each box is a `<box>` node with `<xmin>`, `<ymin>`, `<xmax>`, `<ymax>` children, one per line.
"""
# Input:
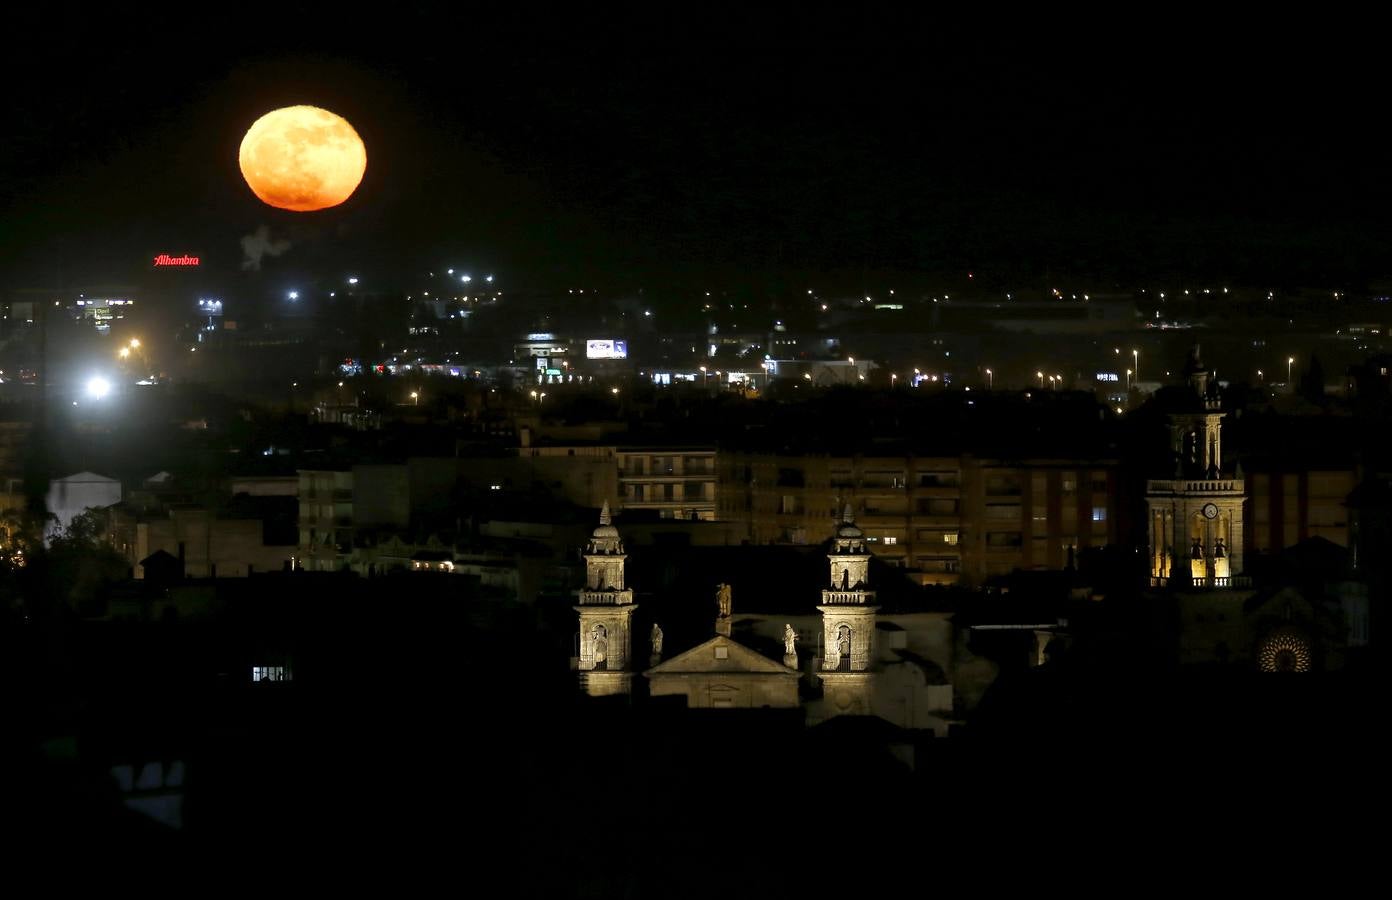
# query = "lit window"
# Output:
<box><xmin>943</xmin><ymin>532</ymin><xmax>959</xmax><ymax>545</ymax></box>
<box><xmin>1092</xmin><ymin>507</ymin><xmax>1107</xmax><ymax>522</ymax></box>
<box><xmin>252</xmin><ymin>666</ymin><xmax>290</xmax><ymax>682</ymax></box>
<box><xmin>883</xmin><ymin>536</ymin><xmax>897</xmax><ymax>545</ymax></box>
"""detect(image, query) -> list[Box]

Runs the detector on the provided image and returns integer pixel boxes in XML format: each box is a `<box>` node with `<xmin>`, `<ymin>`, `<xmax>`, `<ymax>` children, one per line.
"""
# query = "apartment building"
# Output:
<box><xmin>717</xmin><ymin>452</ymin><xmax>1120</xmax><ymax>585</ymax></box>
<box><xmin>515</xmin><ymin>444</ymin><xmax>717</xmax><ymax>521</ymax></box>
<box><xmin>616</xmin><ymin>447</ymin><xmax>717</xmax><ymax>521</ymax></box>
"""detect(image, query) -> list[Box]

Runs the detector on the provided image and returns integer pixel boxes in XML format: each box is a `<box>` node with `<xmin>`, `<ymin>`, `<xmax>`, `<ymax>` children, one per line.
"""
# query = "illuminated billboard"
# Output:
<box><xmin>153</xmin><ymin>254</ymin><xmax>200</xmax><ymax>267</ymax></box>
<box><xmin>586</xmin><ymin>339</ymin><xmax>628</xmax><ymax>359</ymax></box>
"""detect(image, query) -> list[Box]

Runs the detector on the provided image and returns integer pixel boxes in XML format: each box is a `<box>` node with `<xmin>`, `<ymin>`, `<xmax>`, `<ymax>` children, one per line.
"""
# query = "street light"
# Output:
<box><xmin>410</xmin><ymin>391</ymin><xmax>419</xmax><ymax>405</ymax></box>
<box><xmin>1287</xmin><ymin>356</ymin><xmax>1295</xmax><ymax>384</ymax></box>
<box><xmin>129</xmin><ymin>338</ymin><xmax>141</xmax><ymax>349</ymax></box>
<box><xmin>699</xmin><ymin>365</ymin><xmax>707</xmax><ymax>387</ymax></box>
<box><xmin>118</xmin><ymin>347</ymin><xmax>130</xmax><ymax>360</ymax></box>
<box><xmin>985</xmin><ymin>368</ymin><xmax>992</xmax><ymax>389</ymax></box>
<box><xmin>1257</xmin><ymin>369</ymin><xmax>1264</xmax><ymax>383</ymax></box>
<box><xmin>85</xmin><ymin>376</ymin><xmax>112</xmax><ymax>399</ymax></box>
<box><xmin>1126</xmin><ymin>368</ymin><xmax>1132</xmax><ymax>390</ymax></box>
<box><xmin>1132</xmin><ymin>349</ymin><xmax>1139</xmax><ymax>383</ymax></box>
<box><xmin>1036</xmin><ymin>371</ymin><xmax>1044</xmax><ymax>388</ymax></box>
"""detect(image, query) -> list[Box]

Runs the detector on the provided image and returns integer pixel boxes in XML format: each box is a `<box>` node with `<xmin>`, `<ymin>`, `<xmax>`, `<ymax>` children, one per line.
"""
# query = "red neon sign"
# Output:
<box><xmin>153</xmin><ymin>254</ymin><xmax>200</xmax><ymax>267</ymax></box>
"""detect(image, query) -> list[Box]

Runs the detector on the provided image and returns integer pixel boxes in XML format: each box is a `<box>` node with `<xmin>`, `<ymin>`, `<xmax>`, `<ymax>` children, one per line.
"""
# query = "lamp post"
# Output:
<box><xmin>1126</xmin><ymin>368</ymin><xmax>1132</xmax><ymax>390</ymax></box>
<box><xmin>410</xmin><ymin>391</ymin><xmax>419</xmax><ymax>406</ymax></box>
<box><xmin>1132</xmin><ymin>349</ymin><xmax>1139</xmax><ymax>383</ymax></box>
<box><xmin>985</xmin><ymin>368</ymin><xmax>992</xmax><ymax>389</ymax></box>
<box><xmin>699</xmin><ymin>365</ymin><xmax>707</xmax><ymax>387</ymax></box>
<box><xmin>1036</xmin><ymin>371</ymin><xmax>1044</xmax><ymax>388</ymax></box>
<box><xmin>1287</xmin><ymin>356</ymin><xmax>1294</xmax><ymax>385</ymax></box>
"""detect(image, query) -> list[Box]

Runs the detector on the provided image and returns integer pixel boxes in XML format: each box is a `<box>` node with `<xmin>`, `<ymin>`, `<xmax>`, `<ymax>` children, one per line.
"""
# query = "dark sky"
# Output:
<box><xmin>3</xmin><ymin>8</ymin><xmax>1390</xmax><ymax>297</ymax></box>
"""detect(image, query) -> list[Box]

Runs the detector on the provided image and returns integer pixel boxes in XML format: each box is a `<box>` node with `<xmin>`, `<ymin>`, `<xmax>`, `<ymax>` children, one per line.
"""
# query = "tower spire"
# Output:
<box><xmin>575</xmin><ymin>499</ymin><xmax>636</xmax><ymax>696</ymax></box>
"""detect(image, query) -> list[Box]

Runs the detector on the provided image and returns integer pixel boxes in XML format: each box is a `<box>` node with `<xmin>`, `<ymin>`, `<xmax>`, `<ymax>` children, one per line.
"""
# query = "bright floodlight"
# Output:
<box><xmin>288</xmin><ymin>291</ymin><xmax>299</xmax><ymax>300</ymax></box>
<box><xmin>129</xmin><ymin>338</ymin><xmax>141</xmax><ymax>348</ymax></box>
<box><xmin>86</xmin><ymin>376</ymin><xmax>112</xmax><ymax>399</ymax></box>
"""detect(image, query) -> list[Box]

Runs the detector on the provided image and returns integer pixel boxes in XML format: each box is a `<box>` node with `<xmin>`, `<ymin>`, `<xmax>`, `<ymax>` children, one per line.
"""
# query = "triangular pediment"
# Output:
<box><xmin>645</xmin><ymin>634</ymin><xmax>797</xmax><ymax>676</ymax></box>
<box><xmin>54</xmin><ymin>471</ymin><xmax>119</xmax><ymax>485</ymax></box>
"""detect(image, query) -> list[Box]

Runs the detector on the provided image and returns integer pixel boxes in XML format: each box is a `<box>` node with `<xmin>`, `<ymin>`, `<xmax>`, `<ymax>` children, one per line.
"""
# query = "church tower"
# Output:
<box><xmin>817</xmin><ymin>505</ymin><xmax>878</xmax><ymax>715</ymax></box>
<box><xmin>1146</xmin><ymin>346</ymin><xmax>1246</xmax><ymax>586</ymax></box>
<box><xmin>575</xmin><ymin>501</ymin><xmax>638</xmax><ymax>696</ymax></box>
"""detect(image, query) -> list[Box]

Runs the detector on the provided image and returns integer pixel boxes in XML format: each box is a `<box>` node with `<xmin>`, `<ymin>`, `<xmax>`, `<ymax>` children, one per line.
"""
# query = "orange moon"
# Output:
<box><xmin>238</xmin><ymin>105</ymin><xmax>366</xmax><ymax>212</ymax></box>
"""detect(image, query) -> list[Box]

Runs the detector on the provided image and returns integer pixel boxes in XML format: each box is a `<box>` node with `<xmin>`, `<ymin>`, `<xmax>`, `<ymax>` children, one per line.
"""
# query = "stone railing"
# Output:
<box><xmin>1147</xmin><ymin>479</ymin><xmax>1244</xmax><ymax>494</ymax></box>
<box><xmin>821</xmin><ymin>590</ymin><xmax>876</xmax><ymax>605</ymax></box>
<box><xmin>578</xmin><ymin>590</ymin><xmax>633</xmax><ymax>605</ymax></box>
<box><xmin>1150</xmin><ymin>575</ymin><xmax>1252</xmax><ymax>589</ymax></box>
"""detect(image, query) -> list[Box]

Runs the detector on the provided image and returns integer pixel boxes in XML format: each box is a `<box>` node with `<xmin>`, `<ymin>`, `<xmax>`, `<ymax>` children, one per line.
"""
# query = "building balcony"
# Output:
<box><xmin>908</xmin><ymin>514</ymin><xmax>962</xmax><ymax>526</ymax></box>
<box><xmin>623</xmin><ymin>499</ymin><xmax>716</xmax><ymax>510</ymax></box>
<box><xmin>911</xmin><ymin>486</ymin><xmax>963</xmax><ymax>498</ymax></box>
<box><xmin>620</xmin><ymin>474</ymin><xmax>714</xmax><ymax>486</ymax></box>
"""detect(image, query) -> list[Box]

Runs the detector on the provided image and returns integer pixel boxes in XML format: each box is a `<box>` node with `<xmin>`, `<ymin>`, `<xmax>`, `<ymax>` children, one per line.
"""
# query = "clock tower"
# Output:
<box><xmin>1146</xmin><ymin>346</ymin><xmax>1246</xmax><ymax>586</ymax></box>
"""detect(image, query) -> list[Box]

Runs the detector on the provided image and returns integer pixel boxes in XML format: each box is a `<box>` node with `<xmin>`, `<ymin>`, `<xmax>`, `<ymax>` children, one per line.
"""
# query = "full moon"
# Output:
<box><xmin>238</xmin><ymin>105</ymin><xmax>367</xmax><ymax>212</ymax></box>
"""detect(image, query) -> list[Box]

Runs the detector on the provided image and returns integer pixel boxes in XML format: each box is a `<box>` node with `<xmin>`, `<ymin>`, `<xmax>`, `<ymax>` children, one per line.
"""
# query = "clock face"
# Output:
<box><xmin>1202</xmin><ymin>503</ymin><xmax>1219</xmax><ymax>520</ymax></box>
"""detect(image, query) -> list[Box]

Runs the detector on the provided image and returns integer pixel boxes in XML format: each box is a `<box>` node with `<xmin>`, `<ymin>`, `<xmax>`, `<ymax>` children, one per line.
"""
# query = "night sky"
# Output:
<box><xmin>3</xmin><ymin>10</ymin><xmax>1390</xmax><ymax>297</ymax></box>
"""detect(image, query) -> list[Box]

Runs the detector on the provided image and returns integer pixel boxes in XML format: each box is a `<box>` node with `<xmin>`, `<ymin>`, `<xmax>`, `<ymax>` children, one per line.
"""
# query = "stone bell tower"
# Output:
<box><xmin>1146</xmin><ymin>346</ymin><xmax>1246</xmax><ymax>587</ymax></box>
<box><xmin>817</xmin><ymin>505</ymin><xmax>878</xmax><ymax>716</ymax></box>
<box><xmin>575</xmin><ymin>501</ymin><xmax>638</xmax><ymax>696</ymax></box>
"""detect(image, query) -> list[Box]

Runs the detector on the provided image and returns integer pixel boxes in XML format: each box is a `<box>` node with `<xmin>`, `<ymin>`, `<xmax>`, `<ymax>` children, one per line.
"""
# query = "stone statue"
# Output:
<box><xmin>590</xmin><ymin>624</ymin><xmax>609</xmax><ymax>669</ymax></box>
<box><xmin>650</xmin><ymin>623</ymin><xmax>664</xmax><ymax>656</ymax></box>
<box><xmin>716</xmin><ymin>583</ymin><xmax>732</xmax><ymax>618</ymax></box>
<box><xmin>783</xmin><ymin>624</ymin><xmax>798</xmax><ymax>656</ymax></box>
